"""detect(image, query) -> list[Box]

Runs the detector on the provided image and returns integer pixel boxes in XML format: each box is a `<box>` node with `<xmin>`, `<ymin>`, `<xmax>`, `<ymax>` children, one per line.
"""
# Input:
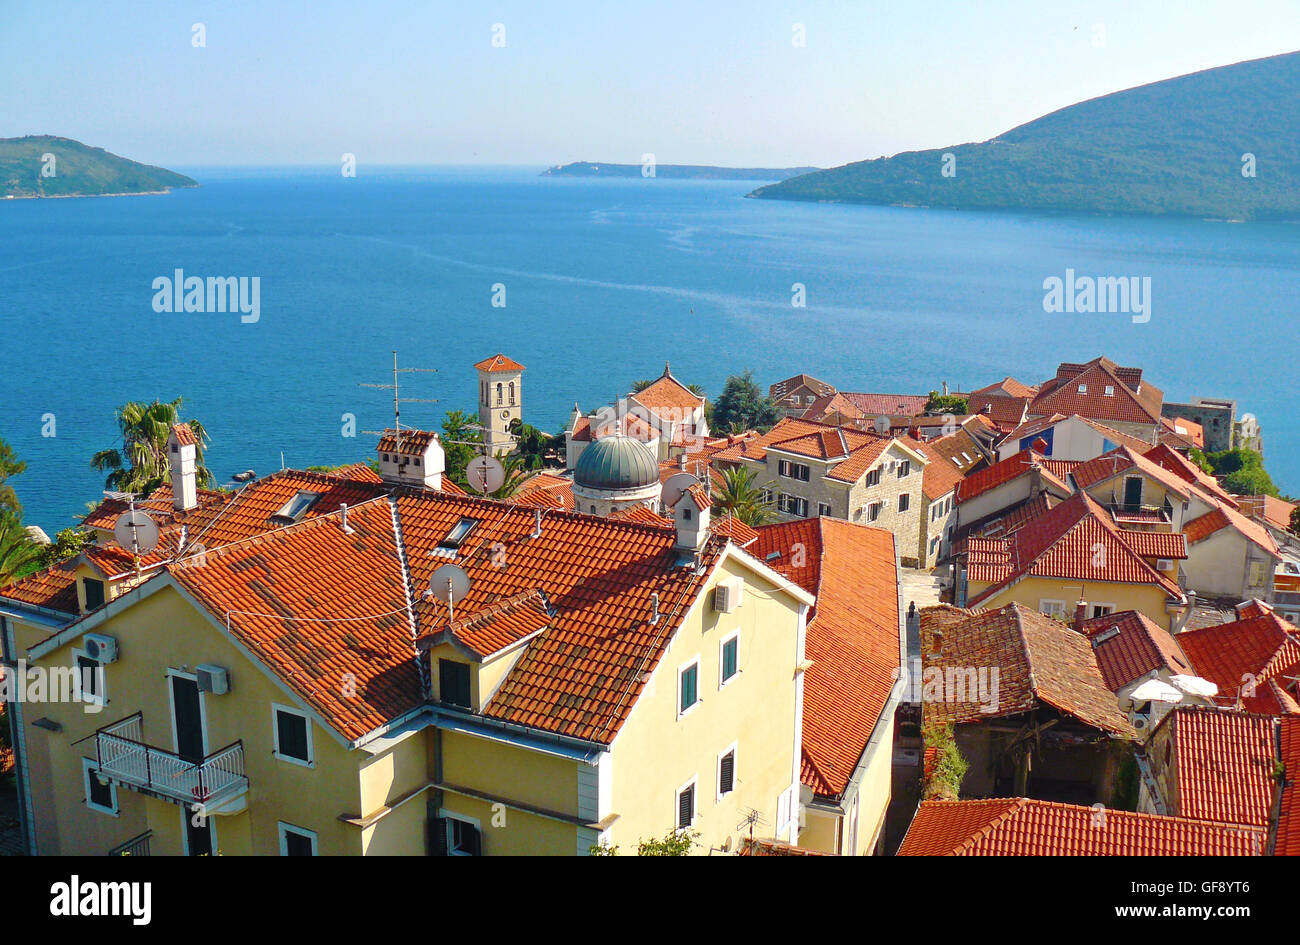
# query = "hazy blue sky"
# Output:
<box><xmin>3</xmin><ymin>0</ymin><xmax>1299</xmax><ymax>167</ymax></box>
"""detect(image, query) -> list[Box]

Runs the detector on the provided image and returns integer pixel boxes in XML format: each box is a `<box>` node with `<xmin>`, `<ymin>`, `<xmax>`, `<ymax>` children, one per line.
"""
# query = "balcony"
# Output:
<box><xmin>94</xmin><ymin>713</ymin><xmax>248</xmax><ymax>814</ymax></box>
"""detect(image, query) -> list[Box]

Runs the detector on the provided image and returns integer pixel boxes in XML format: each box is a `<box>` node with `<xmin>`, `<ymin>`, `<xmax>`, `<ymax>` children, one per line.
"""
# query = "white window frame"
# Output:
<box><xmin>716</xmin><ymin>743</ymin><xmax>738</xmax><ymax>802</ymax></box>
<box><xmin>676</xmin><ymin>775</ymin><xmax>699</xmax><ymax>831</ymax></box>
<box><xmin>1039</xmin><ymin>599</ymin><xmax>1068</xmax><ymax>618</ymax></box>
<box><xmin>72</xmin><ymin>648</ymin><xmax>107</xmax><ymax>708</ymax></box>
<box><xmin>718</xmin><ymin>630</ymin><xmax>741</xmax><ymax>689</ymax></box>
<box><xmin>1090</xmin><ymin>603</ymin><xmax>1116</xmax><ymax>619</ymax></box>
<box><xmin>898</xmin><ymin>493</ymin><xmax>910</xmax><ymax>512</ymax></box>
<box><xmin>677</xmin><ymin>656</ymin><xmax>702</xmax><ymax>719</ymax></box>
<box><xmin>445</xmin><ymin>812</ymin><xmax>482</xmax><ymax>856</ymax></box>
<box><xmin>272</xmin><ymin>702</ymin><xmax>315</xmax><ymax>768</ymax></box>
<box><xmin>166</xmin><ymin>668</ymin><xmax>208</xmax><ymax>758</ymax></box>
<box><xmin>278</xmin><ymin>821</ymin><xmax>318</xmax><ymax>856</ymax></box>
<box><xmin>817</xmin><ymin>501</ymin><xmax>831</xmax><ymax>517</ymax></box>
<box><xmin>867</xmin><ymin>501</ymin><xmax>883</xmax><ymax>522</ymax></box>
<box><xmin>82</xmin><ymin>757</ymin><xmax>118</xmax><ymax>816</ymax></box>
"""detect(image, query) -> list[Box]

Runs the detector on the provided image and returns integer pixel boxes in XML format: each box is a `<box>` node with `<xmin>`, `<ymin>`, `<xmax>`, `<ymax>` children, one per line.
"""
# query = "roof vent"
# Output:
<box><xmin>340</xmin><ymin>502</ymin><xmax>355</xmax><ymax>535</ymax></box>
<box><xmin>531</xmin><ymin>508</ymin><xmax>543</xmax><ymax>540</ymax></box>
<box><xmin>649</xmin><ymin>592</ymin><xmax>660</xmax><ymax>626</ymax></box>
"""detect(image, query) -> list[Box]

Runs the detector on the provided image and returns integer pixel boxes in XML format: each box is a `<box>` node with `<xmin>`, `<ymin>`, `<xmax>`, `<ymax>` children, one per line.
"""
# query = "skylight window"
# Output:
<box><xmin>1104</xmin><ymin>386</ymin><xmax>1115</xmax><ymax>397</ymax></box>
<box><xmin>1078</xmin><ymin>384</ymin><xmax>1087</xmax><ymax>394</ymax></box>
<box><xmin>439</xmin><ymin>517</ymin><xmax>479</xmax><ymax>550</ymax></box>
<box><xmin>270</xmin><ymin>491</ymin><xmax>320</xmax><ymax>524</ymax></box>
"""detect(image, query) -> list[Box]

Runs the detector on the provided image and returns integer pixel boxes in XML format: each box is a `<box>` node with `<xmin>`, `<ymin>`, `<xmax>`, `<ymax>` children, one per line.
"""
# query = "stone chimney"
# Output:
<box><xmin>168</xmin><ymin>425</ymin><xmax>198</xmax><ymax>512</ymax></box>
<box><xmin>1073</xmin><ymin>598</ymin><xmax>1088</xmax><ymax>631</ymax></box>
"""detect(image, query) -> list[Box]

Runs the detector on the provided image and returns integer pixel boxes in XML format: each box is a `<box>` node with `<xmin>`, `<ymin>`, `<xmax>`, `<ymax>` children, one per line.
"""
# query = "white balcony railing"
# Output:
<box><xmin>94</xmin><ymin>713</ymin><xmax>248</xmax><ymax>810</ymax></box>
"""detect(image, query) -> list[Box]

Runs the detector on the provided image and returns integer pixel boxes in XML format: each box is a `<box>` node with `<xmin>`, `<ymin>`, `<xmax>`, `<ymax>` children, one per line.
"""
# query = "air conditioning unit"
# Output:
<box><xmin>196</xmin><ymin>664</ymin><xmax>230</xmax><ymax>695</ymax></box>
<box><xmin>1156</xmin><ymin>559</ymin><xmax>1173</xmax><ymax>571</ymax></box>
<box><xmin>714</xmin><ymin>579</ymin><xmax>744</xmax><ymax>614</ymax></box>
<box><xmin>83</xmin><ymin>634</ymin><xmax>118</xmax><ymax>664</ymax></box>
<box><xmin>1131</xmin><ymin>714</ymin><xmax>1149</xmax><ymax>732</ymax></box>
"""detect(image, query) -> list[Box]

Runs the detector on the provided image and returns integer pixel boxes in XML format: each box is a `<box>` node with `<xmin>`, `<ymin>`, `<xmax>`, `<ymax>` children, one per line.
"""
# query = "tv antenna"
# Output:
<box><xmin>360</xmin><ymin>350</ymin><xmax>440</xmax><ymax>452</ymax></box>
<box><xmin>106</xmin><ymin>491</ymin><xmax>159</xmax><ymax>580</ymax></box>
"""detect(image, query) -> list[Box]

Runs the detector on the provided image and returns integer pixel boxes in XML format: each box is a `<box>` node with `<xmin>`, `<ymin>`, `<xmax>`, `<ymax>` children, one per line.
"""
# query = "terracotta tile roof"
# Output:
<box><xmin>753</xmin><ymin>518</ymin><xmax>900</xmax><ymax>798</ymax></box>
<box><xmin>82</xmin><ymin>485</ymin><xmax>227</xmax><ymax>531</ymax></box>
<box><xmin>1073</xmin><ymin>446</ymin><xmax>1192</xmax><ymax>501</ymax></box>
<box><xmin>966</xmin><ymin>492</ymin><xmax>1184</xmax><ymax>607</ymax></box>
<box><xmin>1155</xmin><ymin>706</ymin><xmax>1277</xmax><ymax>828</ymax></box>
<box><xmin>709</xmin><ymin>417</ymin><xmax>897</xmax><ymax>486</ymax></box>
<box><xmin>510</xmin><ymin>472</ymin><xmax>575</xmax><ymax>512</ymax></box>
<box><xmin>1117</xmin><ymin>530</ymin><xmax>1187</xmax><ymax>560</ymax></box>
<box><xmin>1177</xmin><ymin>613</ymin><xmax>1300</xmax><ymax>713</ymax></box>
<box><xmin>970</xmin><ymin>377</ymin><xmax>1039</xmax><ymax>400</ymax></box>
<box><xmin>738</xmin><ymin>836</ymin><xmax>831</xmax><ymax>856</ymax></box>
<box><xmin>839</xmin><ymin>392</ymin><xmax>928</xmax><ymax>417</ymax></box>
<box><xmin>0</xmin><ymin>561</ymin><xmax>80</xmax><ymax>614</ymax></box>
<box><xmin>710</xmin><ymin>514</ymin><xmax>758</xmax><ymax>548</ymax></box>
<box><xmin>426</xmin><ymin>588</ymin><xmax>552</xmax><ymax>660</ymax></box>
<box><xmin>968</xmin><ymin>493</ymin><xmax>1061</xmax><ymax>540</ymax></box>
<box><xmin>1237</xmin><ymin>495</ymin><xmax>1297</xmax><ymax>535</ymax></box>
<box><xmin>630</xmin><ymin>365</ymin><xmax>705</xmax><ymax>411</ymax></box>
<box><xmin>1030</xmin><ymin>357</ymin><xmax>1163</xmax><ymax>427</ymax></box>
<box><xmin>898</xmin><ymin>798</ymin><xmax>1262</xmax><ymax>856</ymax></box>
<box><xmin>394</xmin><ymin>492</ymin><xmax>729</xmax><ymax>743</ymax></box>
<box><xmin>1160</xmin><ymin>415</ymin><xmax>1205</xmax><ymax>450</ymax></box>
<box><xmin>327</xmin><ymin>463</ymin><xmax>384</xmax><ymax>483</ymax></box>
<box><xmin>607</xmin><ymin>504</ymin><xmax>672</xmax><ymax>527</ymax></box>
<box><xmin>376</xmin><ymin>429</ymin><xmax>441</xmax><ymax>456</ymax></box>
<box><xmin>968</xmin><ymin>394</ymin><xmax>1030</xmax><ymax>430</ymax></box>
<box><xmin>955</xmin><ymin>449</ymin><xmax>1070</xmax><ymax>505</ymax></box>
<box><xmin>1143</xmin><ymin>443</ymin><xmax>1239</xmax><ymax>508</ymax></box>
<box><xmin>770</xmin><ymin>373</ymin><xmax>835</xmax><ymax>403</ymax></box>
<box><xmin>1184</xmin><ymin>500</ymin><xmax>1279</xmax><ymax>556</ymax></box>
<box><xmin>474</xmin><ymin>353</ymin><xmax>525</xmax><ymax>373</ymax></box>
<box><xmin>1274</xmin><ymin>716</ymin><xmax>1300</xmax><ymax>855</ymax></box>
<box><xmin>169</xmin><ymin>499</ymin><xmax>424</xmax><ymax>741</ymax></box>
<box><xmin>925</xmin><ymin>428</ymin><xmax>989</xmax><ymax>476</ymax></box>
<box><xmin>1078</xmin><ymin>609</ymin><xmax>1192</xmax><ymax>691</ymax></box>
<box><xmin>799</xmin><ymin>392</ymin><xmax>866</xmax><ymax>425</ymax></box>
<box><xmin>920</xmin><ymin>603</ymin><xmax>1132</xmax><ymax>734</ymax></box>
<box><xmin>169</xmin><ymin>423</ymin><xmax>198</xmax><ymax>447</ymax></box>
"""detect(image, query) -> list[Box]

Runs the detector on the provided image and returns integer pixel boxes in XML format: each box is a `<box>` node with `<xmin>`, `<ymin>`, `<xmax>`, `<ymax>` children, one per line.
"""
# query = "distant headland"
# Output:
<box><xmin>1</xmin><ymin>135</ymin><xmax>197</xmax><ymax>199</ymax></box>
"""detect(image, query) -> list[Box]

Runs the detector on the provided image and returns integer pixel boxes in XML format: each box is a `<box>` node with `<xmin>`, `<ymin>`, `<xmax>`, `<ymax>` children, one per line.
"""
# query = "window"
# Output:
<box><xmin>439</xmin><ymin>659</ymin><xmax>472</xmax><ymax>708</ymax></box>
<box><xmin>83</xmin><ymin>578</ymin><xmax>105</xmax><ymax>610</ymax></box>
<box><xmin>271</xmin><ymin>491</ymin><xmax>320</xmax><ymax>524</ymax></box>
<box><xmin>447</xmin><ymin>816</ymin><xmax>482</xmax><ymax>856</ymax></box>
<box><xmin>817</xmin><ymin>502</ymin><xmax>831</xmax><ymax>517</ymax></box>
<box><xmin>866</xmin><ymin>502</ymin><xmax>883</xmax><ymax>522</ymax></box>
<box><xmin>898</xmin><ymin>494</ymin><xmax>910</xmax><ymax>512</ymax></box>
<box><xmin>898</xmin><ymin>460</ymin><xmax>911</xmax><ymax>478</ymax></box>
<box><xmin>82</xmin><ymin>758</ymin><xmax>117</xmax><ymax>815</ymax></box>
<box><xmin>760</xmin><ymin>489</ymin><xmax>772</xmax><ymax>504</ymax></box>
<box><xmin>778</xmin><ymin>460</ymin><xmax>809</xmax><ymax>481</ymax></box>
<box><xmin>1039</xmin><ymin>600</ymin><xmax>1068</xmax><ymax>619</ymax></box>
<box><xmin>278</xmin><ymin>822</ymin><xmax>317</xmax><ymax>856</ymax></box>
<box><xmin>439</xmin><ymin>517</ymin><xmax>479</xmax><ymax>550</ymax></box>
<box><xmin>1077</xmin><ymin>384</ymin><xmax>1087</xmax><ymax>394</ymax></box>
<box><xmin>272</xmin><ymin>704</ymin><xmax>314</xmax><ymax>766</ymax></box>
<box><xmin>677</xmin><ymin>779</ymin><xmax>697</xmax><ymax>830</ymax></box>
<box><xmin>720</xmin><ymin>633</ymin><xmax>739</xmax><ymax>686</ymax></box>
<box><xmin>1123</xmin><ymin>476</ymin><xmax>1143</xmax><ymax>512</ymax></box>
<box><xmin>777</xmin><ymin>494</ymin><xmax>809</xmax><ymax>516</ymax></box>
<box><xmin>865</xmin><ymin>468</ymin><xmax>881</xmax><ymax>487</ymax></box>
<box><xmin>74</xmin><ymin>651</ymin><xmax>105</xmax><ymax>707</ymax></box>
<box><xmin>1090</xmin><ymin>604</ymin><xmax>1115</xmax><ymax>619</ymax></box>
<box><xmin>679</xmin><ymin>659</ymin><xmax>700</xmax><ymax>716</ymax></box>
<box><xmin>1104</xmin><ymin>385</ymin><xmax>1115</xmax><ymax>397</ymax></box>
<box><xmin>717</xmin><ymin>746</ymin><xmax>737</xmax><ymax>800</ymax></box>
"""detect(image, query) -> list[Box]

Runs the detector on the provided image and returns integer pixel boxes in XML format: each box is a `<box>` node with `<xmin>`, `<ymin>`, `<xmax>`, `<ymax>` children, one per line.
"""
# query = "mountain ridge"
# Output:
<box><xmin>1</xmin><ymin>135</ymin><xmax>197</xmax><ymax>199</ymax></box>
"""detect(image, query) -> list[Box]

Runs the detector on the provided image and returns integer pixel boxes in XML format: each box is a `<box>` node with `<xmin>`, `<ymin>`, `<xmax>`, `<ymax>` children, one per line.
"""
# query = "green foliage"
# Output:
<box><xmin>440</xmin><ymin>410</ymin><xmax>482</xmax><ymax>486</ymax></box>
<box><xmin>34</xmin><ymin>528</ymin><xmax>93</xmax><ymax>571</ymax></box>
<box><xmin>0</xmin><ymin>514</ymin><xmax>41</xmax><ymax>587</ymax></box>
<box><xmin>509</xmin><ymin>419</ymin><xmax>564</xmax><ymax>471</ymax></box>
<box><xmin>712</xmin><ymin>371</ymin><xmax>779</xmax><ymax>434</ymax></box>
<box><xmin>590</xmin><ymin>829</ymin><xmax>700</xmax><ymax>856</ymax></box>
<box><xmin>1205</xmin><ymin>447</ymin><xmax>1260</xmax><ymax>475</ymax></box>
<box><xmin>712</xmin><ymin>466</ymin><xmax>775</xmax><ymax>526</ymax></box>
<box><xmin>1290</xmin><ymin>507</ymin><xmax>1300</xmax><ymax>538</ymax></box>
<box><xmin>1188</xmin><ymin>449</ymin><xmax>1213</xmax><ymax>473</ymax></box>
<box><xmin>1111</xmin><ymin>748</ymin><xmax>1140</xmax><ymax>811</ymax></box>
<box><xmin>925</xmin><ymin>392</ymin><xmax>968</xmax><ymax>415</ymax></box>
<box><xmin>0</xmin><ymin>438</ymin><xmax>25</xmax><ymax>519</ymax></box>
<box><xmin>1203</xmin><ymin>447</ymin><xmax>1278</xmax><ymax>497</ymax></box>
<box><xmin>90</xmin><ymin>398</ymin><xmax>212</xmax><ymax>496</ymax></box>
<box><xmin>921</xmin><ymin>721</ymin><xmax>968</xmax><ymax>801</ymax></box>
<box><xmin>750</xmin><ymin>52</ymin><xmax>1300</xmax><ymax>220</ymax></box>
<box><xmin>1</xmin><ymin>135</ymin><xmax>196</xmax><ymax>198</ymax></box>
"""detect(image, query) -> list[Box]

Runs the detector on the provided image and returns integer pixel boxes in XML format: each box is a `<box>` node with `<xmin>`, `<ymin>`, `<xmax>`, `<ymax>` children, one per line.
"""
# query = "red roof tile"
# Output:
<box><xmin>839</xmin><ymin>392</ymin><xmax>928</xmax><ymax>417</ymax></box>
<box><xmin>899</xmin><ymin>798</ymin><xmax>1262</xmax><ymax>856</ymax></box>
<box><xmin>169</xmin><ymin>423</ymin><xmax>198</xmax><ymax>447</ymax></box>
<box><xmin>1157</xmin><ymin>706</ymin><xmax>1277</xmax><ymax>828</ymax></box>
<box><xmin>1030</xmin><ymin>357</ymin><xmax>1163</xmax><ymax>427</ymax></box>
<box><xmin>1177</xmin><ymin>613</ymin><xmax>1300</xmax><ymax>713</ymax></box>
<box><xmin>955</xmin><ymin>449</ymin><xmax>1070</xmax><ymax>505</ymax></box>
<box><xmin>1274</xmin><ymin>716</ymin><xmax>1300</xmax><ymax>855</ymax></box>
<box><xmin>474</xmin><ymin>353</ymin><xmax>525</xmax><ymax>373</ymax></box>
<box><xmin>1078</xmin><ymin>609</ymin><xmax>1192</xmax><ymax>691</ymax></box>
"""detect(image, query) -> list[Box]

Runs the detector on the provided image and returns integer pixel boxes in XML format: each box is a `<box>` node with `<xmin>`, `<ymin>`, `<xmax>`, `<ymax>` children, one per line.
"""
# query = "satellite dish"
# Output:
<box><xmin>428</xmin><ymin>564</ymin><xmax>472</xmax><ymax>605</ymax></box>
<box><xmin>660</xmin><ymin>472</ymin><xmax>699</xmax><ymax>509</ymax></box>
<box><xmin>113</xmin><ymin>510</ymin><xmax>159</xmax><ymax>556</ymax></box>
<box><xmin>465</xmin><ymin>455</ymin><xmax>505</xmax><ymax>494</ymax></box>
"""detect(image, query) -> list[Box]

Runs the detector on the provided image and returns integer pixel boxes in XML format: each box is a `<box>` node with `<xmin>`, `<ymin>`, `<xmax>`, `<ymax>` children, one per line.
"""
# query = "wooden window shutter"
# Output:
<box><xmin>431</xmin><ymin>817</ymin><xmax>449</xmax><ymax>856</ymax></box>
<box><xmin>678</xmin><ymin>786</ymin><xmax>694</xmax><ymax>828</ymax></box>
<box><xmin>719</xmin><ymin>752</ymin><xmax>735</xmax><ymax>795</ymax></box>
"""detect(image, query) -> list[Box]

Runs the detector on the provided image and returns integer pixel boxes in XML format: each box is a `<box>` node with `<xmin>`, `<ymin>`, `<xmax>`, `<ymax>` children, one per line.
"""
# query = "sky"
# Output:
<box><xmin>2</xmin><ymin>0</ymin><xmax>1300</xmax><ymax>168</ymax></box>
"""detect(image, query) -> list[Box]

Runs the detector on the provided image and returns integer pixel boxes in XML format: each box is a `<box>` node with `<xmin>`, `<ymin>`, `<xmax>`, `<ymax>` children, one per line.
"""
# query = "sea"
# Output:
<box><xmin>2</xmin><ymin>164</ymin><xmax>1298</xmax><ymax>534</ymax></box>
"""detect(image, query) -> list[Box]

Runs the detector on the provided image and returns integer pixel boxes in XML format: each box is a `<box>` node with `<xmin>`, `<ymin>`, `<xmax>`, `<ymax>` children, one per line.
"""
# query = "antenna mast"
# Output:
<box><xmin>360</xmin><ymin>350</ymin><xmax>440</xmax><ymax>448</ymax></box>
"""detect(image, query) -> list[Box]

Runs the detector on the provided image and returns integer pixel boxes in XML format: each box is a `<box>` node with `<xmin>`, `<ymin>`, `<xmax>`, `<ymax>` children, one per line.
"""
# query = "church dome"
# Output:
<box><xmin>574</xmin><ymin>435</ymin><xmax>659</xmax><ymax>491</ymax></box>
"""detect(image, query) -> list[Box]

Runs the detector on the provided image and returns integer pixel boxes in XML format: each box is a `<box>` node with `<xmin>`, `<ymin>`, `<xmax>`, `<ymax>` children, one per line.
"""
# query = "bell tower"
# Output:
<box><xmin>474</xmin><ymin>353</ymin><xmax>524</xmax><ymax>456</ymax></box>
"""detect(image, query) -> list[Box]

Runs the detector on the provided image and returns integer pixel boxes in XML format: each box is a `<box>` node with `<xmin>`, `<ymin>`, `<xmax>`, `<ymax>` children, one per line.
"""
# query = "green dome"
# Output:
<box><xmin>575</xmin><ymin>435</ymin><xmax>659</xmax><ymax>491</ymax></box>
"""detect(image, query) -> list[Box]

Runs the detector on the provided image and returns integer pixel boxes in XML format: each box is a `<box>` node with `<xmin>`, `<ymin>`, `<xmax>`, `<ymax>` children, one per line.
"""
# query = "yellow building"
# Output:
<box><xmin>2</xmin><ymin>440</ymin><xmax>818</xmax><ymax>856</ymax></box>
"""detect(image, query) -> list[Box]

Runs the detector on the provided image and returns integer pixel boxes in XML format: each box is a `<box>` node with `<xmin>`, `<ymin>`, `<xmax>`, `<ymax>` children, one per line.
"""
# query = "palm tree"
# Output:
<box><xmin>0</xmin><ymin>514</ymin><xmax>41</xmax><ymax>586</ymax></box>
<box><xmin>712</xmin><ymin>466</ymin><xmax>775</xmax><ymax>526</ymax></box>
<box><xmin>489</xmin><ymin>455</ymin><xmax>530</xmax><ymax>499</ymax></box>
<box><xmin>90</xmin><ymin>398</ymin><xmax>212</xmax><ymax>495</ymax></box>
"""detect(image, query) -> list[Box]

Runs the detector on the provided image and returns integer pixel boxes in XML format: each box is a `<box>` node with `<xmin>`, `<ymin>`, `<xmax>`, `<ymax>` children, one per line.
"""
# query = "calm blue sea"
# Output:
<box><xmin>3</xmin><ymin>165</ymin><xmax>1299</xmax><ymax>533</ymax></box>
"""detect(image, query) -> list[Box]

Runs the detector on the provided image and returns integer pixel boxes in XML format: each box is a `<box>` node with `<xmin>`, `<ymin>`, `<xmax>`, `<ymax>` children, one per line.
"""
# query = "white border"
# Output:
<box><xmin>675</xmin><ymin>775</ymin><xmax>698</xmax><ymax>831</ymax></box>
<box><xmin>81</xmin><ymin>757</ymin><xmax>117</xmax><ymax>816</ymax></box>
<box><xmin>676</xmin><ymin>655</ymin><xmax>701</xmax><ymax>719</ymax></box>
<box><xmin>272</xmin><ymin>702</ymin><xmax>315</xmax><ymax>767</ymax></box>
<box><xmin>278</xmin><ymin>821</ymin><xmax>318</xmax><ymax>855</ymax></box>
<box><xmin>715</xmin><ymin>742</ymin><xmax>738</xmax><ymax>802</ymax></box>
<box><xmin>718</xmin><ymin>631</ymin><xmax>740</xmax><ymax>689</ymax></box>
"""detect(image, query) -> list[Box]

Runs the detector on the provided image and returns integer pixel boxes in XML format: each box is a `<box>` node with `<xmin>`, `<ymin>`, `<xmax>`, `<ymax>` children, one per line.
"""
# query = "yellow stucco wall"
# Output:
<box><xmin>969</xmin><ymin>576</ymin><xmax>1177</xmax><ymax>630</ymax></box>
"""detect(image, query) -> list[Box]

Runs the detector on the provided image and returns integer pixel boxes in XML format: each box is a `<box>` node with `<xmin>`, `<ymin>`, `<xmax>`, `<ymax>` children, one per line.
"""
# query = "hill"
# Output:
<box><xmin>1</xmin><ymin>136</ymin><xmax>196</xmax><ymax>198</ymax></box>
<box><xmin>749</xmin><ymin>51</ymin><xmax>1300</xmax><ymax>220</ymax></box>
<box><xmin>543</xmin><ymin>161</ymin><xmax>817</xmax><ymax>181</ymax></box>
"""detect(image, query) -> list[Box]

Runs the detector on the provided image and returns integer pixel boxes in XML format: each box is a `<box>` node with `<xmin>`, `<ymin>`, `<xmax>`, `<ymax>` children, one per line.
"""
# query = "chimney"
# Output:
<box><xmin>1073</xmin><ymin>598</ymin><xmax>1088</xmax><ymax>631</ymax></box>
<box><xmin>168</xmin><ymin>426</ymin><xmax>198</xmax><ymax>512</ymax></box>
<box><xmin>678</xmin><ymin>453</ymin><xmax>687</xmax><ymax>471</ymax></box>
<box><xmin>929</xmin><ymin>628</ymin><xmax>943</xmax><ymax>659</ymax></box>
<box><xmin>673</xmin><ymin>484</ymin><xmax>711</xmax><ymax>558</ymax></box>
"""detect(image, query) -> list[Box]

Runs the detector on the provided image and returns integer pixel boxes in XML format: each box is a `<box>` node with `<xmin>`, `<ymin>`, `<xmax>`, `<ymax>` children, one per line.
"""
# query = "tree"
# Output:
<box><xmin>1290</xmin><ymin>507</ymin><xmax>1300</xmax><ymax>538</ymax></box>
<box><xmin>711</xmin><ymin>371</ymin><xmax>779</xmax><ymax>433</ymax></box>
<box><xmin>0</xmin><ymin>438</ymin><xmax>25</xmax><ymax>519</ymax></box>
<box><xmin>925</xmin><ymin>392</ymin><xmax>968</xmax><ymax>415</ymax></box>
<box><xmin>0</xmin><ymin>514</ymin><xmax>41</xmax><ymax>586</ymax></box>
<box><xmin>590</xmin><ymin>829</ymin><xmax>699</xmax><ymax>856</ymax></box>
<box><xmin>1222</xmin><ymin>466</ymin><xmax>1279</xmax><ymax>497</ymax></box>
<box><xmin>509</xmin><ymin>419</ymin><xmax>564</xmax><ymax>471</ymax></box>
<box><xmin>440</xmin><ymin>410</ymin><xmax>482</xmax><ymax>486</ymax></box>
<box><xmin>921</xmin><ymin>721</ymin><xmax>968</xmax><ymax>801</ymax></box>
<box><xmin>34</xmin><ymin>528</ymin><xmax>93</xmax><ymax>570</ymax></box>
<box><xmin>712</xmin><ymin>466</ymin><xmax>775</xmax><ymax>526</ymax></box>
<box><xmin>90</xmin><ymin>398</ymin><xmax>212</xmax><ymax>496</ymax></box>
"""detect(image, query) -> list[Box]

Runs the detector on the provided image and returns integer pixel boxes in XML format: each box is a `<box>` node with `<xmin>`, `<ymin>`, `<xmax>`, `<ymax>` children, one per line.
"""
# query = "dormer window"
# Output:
<box><xmin>1104</xmin><ymin>386</ymin><xmax>1115</xmax><ymax>397</ymax></box>
<box><xmin>271</xmin><ymin>491</ymin><xmax>320</xmax><ymax>524</ymax></box>
<box><xmin>440</xmin><ymin>517</ymin><xmax>479</xmax><ymax>550</ymax></box>
<box><xmin>1078</xmin><ymin>384</ymin><xmax>1087</xmax><ymax>394</ymax></box>
<box><xmin>83</xmin><ymin>578</ymin><xmax>106</xmax><ymax>610</ymax></box>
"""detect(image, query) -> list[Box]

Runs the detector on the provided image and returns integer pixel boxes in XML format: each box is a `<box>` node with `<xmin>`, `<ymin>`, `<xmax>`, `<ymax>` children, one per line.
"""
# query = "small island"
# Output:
<box><xmin>543</xmin><ymin>161</ymin><xmax>818</xmax><ymax>181</ymax></box>
<box><xmin>1</xmin><ymin>135</ymin><xmax>197</xmax><ymax>199</ymax></box>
